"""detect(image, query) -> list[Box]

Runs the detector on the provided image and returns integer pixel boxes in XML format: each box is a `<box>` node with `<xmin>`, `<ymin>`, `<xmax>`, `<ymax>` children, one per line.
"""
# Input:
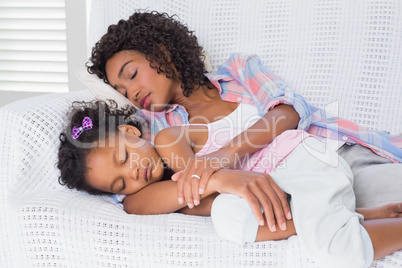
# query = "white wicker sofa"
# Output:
<box><xmin>1</xmin><ymin>0</ymin><xmax>402</xmax><ymax>267</ymax></box>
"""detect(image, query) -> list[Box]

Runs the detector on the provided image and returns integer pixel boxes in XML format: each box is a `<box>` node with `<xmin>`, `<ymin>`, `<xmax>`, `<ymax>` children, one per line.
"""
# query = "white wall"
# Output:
<box><xmin>66</xmin><ymin>0</ymin><xmax>89</xmax><ymax>93</ymax></box>
<box><xmin>0</xmin><ymin>0</ymin><xmax>89</xmax><ymax>107</ymax></box>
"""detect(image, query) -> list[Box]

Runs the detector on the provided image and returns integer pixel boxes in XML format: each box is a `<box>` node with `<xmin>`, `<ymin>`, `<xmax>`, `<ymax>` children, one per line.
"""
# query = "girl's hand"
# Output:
<box><xmin>171</xmin><ymin>148</ymin><xmax>233</xmax><ymax>208</ymax></box>
<box><xmin>207</xmin><ymin>169</ymin><xmax>291</xmax><ymax>232</ymax></box>
<box><xmin>356</xmin><ymin>203</ymin><xmax>402</xmax><ymax>220</ymax></box>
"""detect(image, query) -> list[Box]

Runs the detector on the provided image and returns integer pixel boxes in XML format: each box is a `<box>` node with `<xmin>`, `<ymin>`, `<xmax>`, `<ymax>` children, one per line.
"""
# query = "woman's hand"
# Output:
<box><xmin>171</xmin><ymin>147</ymin><xmax>234</xmax><ymax>207</ymax></box>
<box><xmin>207</xmin><ymin>169</ymin><xmax>291</xmax><ymax>232</ymax></box>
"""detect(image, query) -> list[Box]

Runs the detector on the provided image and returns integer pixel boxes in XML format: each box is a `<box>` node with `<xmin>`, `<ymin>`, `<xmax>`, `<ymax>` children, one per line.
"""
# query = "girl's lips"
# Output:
<box><xmin>146</xmin><ymin>165</ymin><xmax>151</xmax><ymax>181</ymax></box>
<box><xmin>143</xmin><ymin>163</ymin><xmax>151</xmax><ymax>182</ymax></box>
<box><xmin>139</xmin><ymin>93</ymin><xmax>151</xmax><ymax>109</ymax></box>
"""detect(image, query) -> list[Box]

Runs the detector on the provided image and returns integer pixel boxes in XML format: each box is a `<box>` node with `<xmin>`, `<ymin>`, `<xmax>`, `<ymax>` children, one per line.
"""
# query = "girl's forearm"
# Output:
<box><xmin>123</xmin><ymin>180</ymin><xmax>218</xmax><ymax>215</ymax></box>
<box><xmin>177</xmin><ymin>193</ymin><xmax>219</xmax><ymax>216</ymax></box>
<box><xmin>224</xmin><ymin>104</ymin><xmax>300</xmax><ymax>162</ymax></box>
<box><xmin>123</xmin><ymin>180</ymin><xmax>179</xmax><ymax>215</ymax></box>
<box><xmin>255</xmin><ymin>218</ymin><xmax>296</xmax><ymax>242</ymax></box>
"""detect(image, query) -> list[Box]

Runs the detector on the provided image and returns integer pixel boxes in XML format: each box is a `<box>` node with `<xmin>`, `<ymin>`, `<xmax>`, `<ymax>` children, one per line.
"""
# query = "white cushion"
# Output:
<box><xmin>75</xmin><ymin>66</ymin><xmax>136</xmax><ymax>108</ymax></box>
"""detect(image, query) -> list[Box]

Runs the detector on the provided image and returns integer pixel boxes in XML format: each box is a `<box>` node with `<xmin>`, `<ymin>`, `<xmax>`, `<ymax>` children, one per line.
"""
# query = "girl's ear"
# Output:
<box><xmin>118</xmin><ymin>125</ymin><xmax>141</xmax><ymax>137</ymax></box>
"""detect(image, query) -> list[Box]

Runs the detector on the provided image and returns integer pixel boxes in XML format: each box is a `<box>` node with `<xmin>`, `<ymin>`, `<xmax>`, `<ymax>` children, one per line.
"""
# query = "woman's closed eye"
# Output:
<box><xmin>119</xmin><ymin>71</ymin><xmax>137</xmax><ymax>98</ymax></box>
<box><xmin>131</xmin><ymin>70</ymin><xmax>137</xmax><ymax>80</ymax></box>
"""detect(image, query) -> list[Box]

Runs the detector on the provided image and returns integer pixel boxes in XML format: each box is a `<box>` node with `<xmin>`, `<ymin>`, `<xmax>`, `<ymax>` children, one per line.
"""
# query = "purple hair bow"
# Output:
<box><xmin>72</xmin><ymin>116</ymin><xmax>93</xmax><ymax>139</ymax></box>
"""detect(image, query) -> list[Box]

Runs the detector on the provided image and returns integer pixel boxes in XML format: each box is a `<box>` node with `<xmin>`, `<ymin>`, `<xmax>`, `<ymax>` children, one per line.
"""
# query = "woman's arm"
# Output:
<box><xmin>124</xmin><ymin>167</ymin><xmax>291</xmax><ymax>232</ymax></box>
<box><xmin>193</xmin><ymin>104</ymin><xmax>299</xmax><ymax>176</ymax></box>
<box><xmin>159</xmin><ymin>117</ymin><xmax>294</xmax><ymax>228</ymax></box>
<box><xmin>180</xmin><ymin>55</ymin><xmax>311</xmax><ymax>196</ymax></box>
<box><xmin>174</xmin><ymin>105</ymin><xmax>299</xmax><ymax>210</ymax></box>
<box><xmin>152</xmin><ymin>125</ymin><xmax>291</xmax><ymax>229</ymax></box>
<box><xmin>223</xmin><ymin>104</ymin><xmax>300</xmax><ymax>163</ymax></box>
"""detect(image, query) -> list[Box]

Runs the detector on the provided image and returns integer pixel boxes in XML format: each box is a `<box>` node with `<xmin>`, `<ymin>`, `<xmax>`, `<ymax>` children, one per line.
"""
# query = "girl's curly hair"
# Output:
<box><xmin>57</xmin><ymin>100</ymin><xmax>142</xmax><ymax>195</ymax></box>
<box><xmin>87</xmin><ymin>11</ymin><xmax>209</xmax><ymax>97</ymax></box>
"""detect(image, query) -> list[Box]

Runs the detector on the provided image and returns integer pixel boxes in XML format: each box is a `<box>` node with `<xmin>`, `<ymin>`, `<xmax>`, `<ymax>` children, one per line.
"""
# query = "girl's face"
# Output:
<box><xmin>105</xmin><ymin>50</ymin><xmax>181</xmax><ymax>112</ymax></box>
<box><xmin>85</xmin><ymin>125</ymin><xmax>165</xmax><ymax>195</ymax></box>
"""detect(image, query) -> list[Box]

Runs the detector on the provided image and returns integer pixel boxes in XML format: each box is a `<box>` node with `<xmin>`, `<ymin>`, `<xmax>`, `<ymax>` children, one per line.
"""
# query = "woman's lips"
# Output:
<box><xmin>139</xmin><ymin>93</ymin><xmax>151</xmax><ymax>109</ymax></box>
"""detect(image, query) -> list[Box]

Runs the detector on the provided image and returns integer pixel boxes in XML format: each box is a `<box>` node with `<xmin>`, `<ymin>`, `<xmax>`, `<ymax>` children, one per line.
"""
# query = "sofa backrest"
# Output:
<box><xmin>0</xmin><ymin>91</ymin><xmax>94</xmax><ymax>193</ymax></box>
<box><xmin>88</xmin><ymin>0</ymin><xmax>402</xmax><ymax>135</ymax></box>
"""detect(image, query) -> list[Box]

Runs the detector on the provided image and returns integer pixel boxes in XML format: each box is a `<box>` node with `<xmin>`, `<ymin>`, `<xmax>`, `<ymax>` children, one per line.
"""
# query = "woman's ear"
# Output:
<box><xmin>158</xmin><ymin>44</ymin><xmax>171</xmax><ymax>62</ymax></box>
<box><xmin>118</xmin><ymin>125</ymin><xmax>142</xmax><ymax>137</ymax></box>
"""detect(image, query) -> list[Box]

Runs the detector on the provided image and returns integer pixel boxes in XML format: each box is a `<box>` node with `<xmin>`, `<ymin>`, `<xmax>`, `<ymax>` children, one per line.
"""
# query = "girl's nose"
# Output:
<box><xmin>126</xmin><ymin>162</ymin><xmax>139</xmax><ymax>181</ymax></box>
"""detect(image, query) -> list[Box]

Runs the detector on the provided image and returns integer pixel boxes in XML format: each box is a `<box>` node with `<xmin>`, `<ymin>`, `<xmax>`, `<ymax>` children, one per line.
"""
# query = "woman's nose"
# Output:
<box><xmin>126</xmin><ymin>87</ymin><xmax>140</xmax><ymax>102</ymax></box>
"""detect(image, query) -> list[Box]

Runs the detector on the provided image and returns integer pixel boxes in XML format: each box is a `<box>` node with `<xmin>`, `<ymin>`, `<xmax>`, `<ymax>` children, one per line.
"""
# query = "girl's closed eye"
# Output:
<box><xmin>120</xmin><ymin>179</ymin><xmax>126</xmax><ymax>192</ymax></box>
<box><xmin>118</xmin><ymin>148</ymin><xmax>128</xmax><ymax>165</ymax></box>
<box><xmin>123</xmin><ymin>150</ymin><xmax>128</xmax><ymax>164</ymax></box>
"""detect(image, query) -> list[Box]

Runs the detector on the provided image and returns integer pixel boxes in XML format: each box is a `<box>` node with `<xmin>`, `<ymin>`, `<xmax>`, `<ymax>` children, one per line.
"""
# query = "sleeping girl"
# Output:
<box><xmin>58</xmin><ymin>99</ymin><xmax>402</xmax><ymax>268</ymax></box>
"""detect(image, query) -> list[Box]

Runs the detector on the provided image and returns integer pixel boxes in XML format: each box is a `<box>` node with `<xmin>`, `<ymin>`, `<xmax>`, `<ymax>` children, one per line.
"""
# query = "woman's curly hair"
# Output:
<box><xmin>57</xmin><ymin>100</ymin><xmax>142</xmax><ymax>195</ymax></box>
<box><xmin>87</xmin><ymin>11</ymin><xmax>209</xmax><ymax>97</ymax></box>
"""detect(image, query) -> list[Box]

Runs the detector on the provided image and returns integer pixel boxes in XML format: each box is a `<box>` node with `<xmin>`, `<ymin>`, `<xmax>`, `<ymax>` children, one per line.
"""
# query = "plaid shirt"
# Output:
<box><xmin>140</xmin><ymin>53</ymin><xmax>402</xmax><ymax>163</ymax></box>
